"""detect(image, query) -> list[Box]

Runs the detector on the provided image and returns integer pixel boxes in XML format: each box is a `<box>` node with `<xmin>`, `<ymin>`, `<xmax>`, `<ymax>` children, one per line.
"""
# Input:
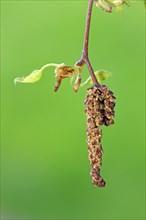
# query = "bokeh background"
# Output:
<box><xmin>1</xmin><ymin>1</ymin><xmax>145</xmax><ymax>219</ymax></box>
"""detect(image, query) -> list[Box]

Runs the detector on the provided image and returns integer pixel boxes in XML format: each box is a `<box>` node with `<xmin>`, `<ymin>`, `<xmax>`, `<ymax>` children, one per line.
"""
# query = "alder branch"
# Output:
<box><xmin>76</xmin><ymin>0</ymin><xmax>100</xmax><ymax>87</ymax></box>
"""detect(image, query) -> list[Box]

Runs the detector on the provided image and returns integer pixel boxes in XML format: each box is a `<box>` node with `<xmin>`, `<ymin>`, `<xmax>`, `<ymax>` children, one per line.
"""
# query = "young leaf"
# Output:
<box><xmin>14</xmin><ymin>63</ymin><xmax>59</xmax><ymax>85</ymax></box>
<box><xmin>14</xmin><ymin>69</ymin><xmax>43</xmax><ymax>85</ymax></box>
<box><xmin>81</xmin><ymin>70</ymin><xmax>112</xmax><ymax>87</ymax></box>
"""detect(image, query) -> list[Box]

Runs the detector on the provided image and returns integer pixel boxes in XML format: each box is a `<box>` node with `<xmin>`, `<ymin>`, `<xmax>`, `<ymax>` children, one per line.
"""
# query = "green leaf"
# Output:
<box><xmin>14</xmin><ymin>69</ymin><xmax>42</xmax><ymax>85</ymax></box>
<box><xmin>95</xmin><ymin>70</ymin><xmax>112</xmax><ymax>83</ymax></box>
<box><xmin>14</xmin><ymin>63</ymin><xmax>59</xmax><ymax>85</ymax></box>
<box><xmin>81</xmin><ymin>70</ymin><xmax>112</xmax><ymax>87</ymax></box>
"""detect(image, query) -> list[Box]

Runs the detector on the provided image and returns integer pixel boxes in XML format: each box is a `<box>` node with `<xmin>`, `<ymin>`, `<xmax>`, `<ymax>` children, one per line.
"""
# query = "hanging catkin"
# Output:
<box><xmin>84</xmin><ymin>85</ymin><xmax>116</xmax><ymax>187</ymax></box>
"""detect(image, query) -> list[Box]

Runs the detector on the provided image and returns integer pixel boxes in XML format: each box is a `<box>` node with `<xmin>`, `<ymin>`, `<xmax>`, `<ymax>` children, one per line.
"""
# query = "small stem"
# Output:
<box><xmin>76</xmin><ymin>0</ymin><xmax>100</xmax><ymax>87</ymax></box>
<box><xmin>82</xmin><ymin>0</ymin><xmax>93</xmax><ymax>58</ymax></box>
<box><xmin>85</xmin><ymin>59</ymin><xmax>99</xmax><ymax>86</ymax></box>
<box><xmin>40</xmin><ymin>63</ymin><xmax>59</xmax><ymax>72</ymax></box>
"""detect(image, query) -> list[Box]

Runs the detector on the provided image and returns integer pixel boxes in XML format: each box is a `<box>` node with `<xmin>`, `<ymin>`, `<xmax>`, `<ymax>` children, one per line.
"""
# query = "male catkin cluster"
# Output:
<box><xmin>84</xmin><ymin>85</ymin><xmax>115</xmax><ymax>187</ymax></box>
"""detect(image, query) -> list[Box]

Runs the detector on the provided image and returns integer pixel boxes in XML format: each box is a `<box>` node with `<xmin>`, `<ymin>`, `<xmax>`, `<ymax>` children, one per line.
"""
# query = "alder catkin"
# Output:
<box><xmin>100</xmin><ymin>85</ymin><xmax>116</xmax><ymax>126</ymax></box>
<box><xmin>84</xmin><ymin>85</ymin><xmax>116</xmax><ymax>187</ymax></box>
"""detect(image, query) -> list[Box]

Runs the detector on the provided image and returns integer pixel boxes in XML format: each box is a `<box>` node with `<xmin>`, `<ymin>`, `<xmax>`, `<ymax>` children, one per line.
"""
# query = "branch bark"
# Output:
<box><xmin>76</xmin><ymin>0</ymin><xmax>100</xmax><ymax>87</ymax></box>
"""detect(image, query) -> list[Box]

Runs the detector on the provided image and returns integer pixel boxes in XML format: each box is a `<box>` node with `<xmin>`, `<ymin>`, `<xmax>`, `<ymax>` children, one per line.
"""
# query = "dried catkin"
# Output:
<box><xmin>84</xmin><ymin>85</ymin><xmax>116</xmax><ymax>187</ymax></box>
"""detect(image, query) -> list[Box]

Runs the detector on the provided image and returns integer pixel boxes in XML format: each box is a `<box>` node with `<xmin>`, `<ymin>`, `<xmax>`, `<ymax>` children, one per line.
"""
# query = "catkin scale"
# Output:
<box><xmin>85</xmin><ymin>85</ymin><xmax>115</xmax><ymax>187</ymax></box>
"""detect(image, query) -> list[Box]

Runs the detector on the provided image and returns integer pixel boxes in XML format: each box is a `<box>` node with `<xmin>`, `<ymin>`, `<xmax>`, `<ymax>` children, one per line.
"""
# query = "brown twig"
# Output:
<box><xmin>76</xmin><ymin>0</ymin><xmax>100</xmax><ymax>87</ymax></box>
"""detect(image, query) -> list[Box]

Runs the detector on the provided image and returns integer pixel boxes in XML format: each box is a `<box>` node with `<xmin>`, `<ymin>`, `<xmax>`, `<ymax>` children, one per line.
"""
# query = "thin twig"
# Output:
<box><xmin>82</xmin><ymin>0</ymin><xmax>93</xmax><ymax>58</ymax></box>
<box><xmin>76</xmin><ymin>0</ymin><xmax>100</xmax><ymax>87</ymax></box>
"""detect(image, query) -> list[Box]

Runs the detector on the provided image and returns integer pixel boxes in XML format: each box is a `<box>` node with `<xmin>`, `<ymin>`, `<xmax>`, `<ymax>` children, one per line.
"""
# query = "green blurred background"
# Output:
<box><xmin>1</xmin><ymin>1</ymin><xmax>145</xmax><ymax>219</ymax></box>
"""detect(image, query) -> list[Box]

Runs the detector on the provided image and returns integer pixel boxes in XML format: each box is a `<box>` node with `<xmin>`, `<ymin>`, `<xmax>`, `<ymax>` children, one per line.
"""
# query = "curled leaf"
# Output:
<box><xmin>14</xmin><ymin>63</ymin><xmax>59</xmax><ymax>85</ymax></box>
<box><xmin>14</xmin><ymin>69</ymin><xmax>42</xmax><ymax>85</ymax></box>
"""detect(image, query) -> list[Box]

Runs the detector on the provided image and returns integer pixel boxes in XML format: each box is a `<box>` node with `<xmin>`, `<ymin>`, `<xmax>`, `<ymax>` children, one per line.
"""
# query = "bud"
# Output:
<box><xmin>55</xmin><ymin>64</ymin><xmax>82</xmax><ymax>78</ymax></box>
<box><xmin>54</xmin><ymin>76</ymin><xmax>62</xmax><ymax>92</ymax></box>
<box><xmin>54</xmin><ymin>64</ymin><xmax>83</xmax><ymax>92</ymax></box>
<box><xmin>107</xmin><ymin>0</ymin><xmax>125</xmax><ymax>6</ymax></box>
<box><xmin>95</xmin><ymin>0</ymin><xmax>112</xmax><ymax>13</ymax></box>
<box><xmin>108</xmin><ymin>0</ymin><xmax>131</xmax><ymax>7</ymax></box>
<box><xmin>73</xmin><ymin>74</ymin><xmax>81</xmax><ymax>93</ymax></box>
<box><xmin>95</xmin><ymin>0</ymin><xmax>131</xmax><ymax>13</ymax></box>
<box><xmin>55</xmin><ymin>65</ymin><xmax>77</xmax><ymax>78</ymax></box>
